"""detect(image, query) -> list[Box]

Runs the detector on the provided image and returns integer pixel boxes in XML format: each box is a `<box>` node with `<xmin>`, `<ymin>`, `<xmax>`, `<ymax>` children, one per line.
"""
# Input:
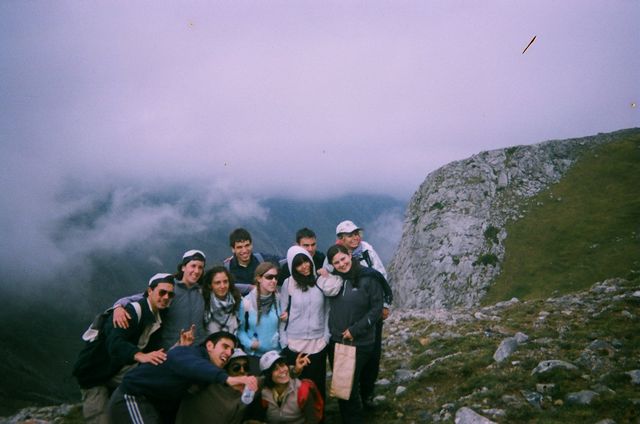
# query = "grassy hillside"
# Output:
<box><xmin>484</xmin><ymin>133</ymin><xmax>640</xmax><ymax>304</ymax></box>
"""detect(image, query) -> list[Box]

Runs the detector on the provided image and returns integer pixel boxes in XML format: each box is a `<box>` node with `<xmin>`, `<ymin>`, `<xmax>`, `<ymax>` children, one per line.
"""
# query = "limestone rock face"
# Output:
<box><xmin>388</xmin><ymin>132</ymin><xmax>621</xmax><ymax>309</ymax></box>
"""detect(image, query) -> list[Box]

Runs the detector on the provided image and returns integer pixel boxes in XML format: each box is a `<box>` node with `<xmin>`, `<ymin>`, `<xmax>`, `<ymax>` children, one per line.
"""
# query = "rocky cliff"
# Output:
<box><xmin>388</xmin><ymin>129</ymin><xmax>637</xmax><ymax>309</ymax></box>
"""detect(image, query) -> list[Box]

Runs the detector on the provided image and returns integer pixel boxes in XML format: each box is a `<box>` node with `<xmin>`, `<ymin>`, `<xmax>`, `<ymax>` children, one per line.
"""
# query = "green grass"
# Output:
<box><xmin>484</xmin><ymin>134</ymin><xmax>640</xmax><ymax>304</ymax></box>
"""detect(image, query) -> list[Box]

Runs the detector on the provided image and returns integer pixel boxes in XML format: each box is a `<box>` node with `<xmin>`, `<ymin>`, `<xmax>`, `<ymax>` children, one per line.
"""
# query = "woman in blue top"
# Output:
<box><xmin>237</xmin><ymin>262</ymin><xmax>286</xmax><ymax>375</ymax></box>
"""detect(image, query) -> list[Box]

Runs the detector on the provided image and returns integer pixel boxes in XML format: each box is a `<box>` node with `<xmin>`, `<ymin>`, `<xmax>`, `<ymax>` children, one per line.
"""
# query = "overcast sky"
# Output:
<box><xmin>1</xmin><ymin>1</ymin><xmax>638</xmax><ymax>278</ymax></box>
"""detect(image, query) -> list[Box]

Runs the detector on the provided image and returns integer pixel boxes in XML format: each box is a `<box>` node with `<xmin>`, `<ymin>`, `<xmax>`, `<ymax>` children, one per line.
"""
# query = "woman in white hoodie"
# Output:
<box><xmin>280</xmin><ymin>245</ymin><xmax>335</xmax><ymax>402</ymax></box>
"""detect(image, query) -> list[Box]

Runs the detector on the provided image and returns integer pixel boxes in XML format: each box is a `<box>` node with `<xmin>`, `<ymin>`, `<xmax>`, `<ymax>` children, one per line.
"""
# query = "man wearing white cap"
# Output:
<box><xmin>112</xmin><ymin>249</ymin><xmax>208</xmax><ymax>349</ymax></box>
<box><xmin>73</xmin><ymin>273</ymin><xmax>175</xmax><ymax>424</ymax></box>
<box><xmin>335</xmin><ymin>220</ymin><xmax>387</xmax><ymax>278</ymax></box>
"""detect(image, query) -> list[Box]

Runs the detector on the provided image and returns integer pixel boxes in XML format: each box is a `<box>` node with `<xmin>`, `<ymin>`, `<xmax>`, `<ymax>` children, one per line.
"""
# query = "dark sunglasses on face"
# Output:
<box><xmin>229</xmin><ymin>361</ymin><xmax>249</xmax><ymax>373</ymax></box>
<box><xmin>158</xmin><ymin>289</ymin><xmax>175</xmax><ymax>298</ymax></box>
<box><xmin>263</xmin><ymin>273</ymin><xmax>278</xmax><ymax>281</ymax></box>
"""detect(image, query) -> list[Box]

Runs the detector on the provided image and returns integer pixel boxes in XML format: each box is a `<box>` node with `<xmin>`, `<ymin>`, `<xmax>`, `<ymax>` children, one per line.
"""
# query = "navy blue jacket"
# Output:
<box><xmin>119</xmin><ymin>345</ymin><xmax>229</xmax><ymax>406</ymax></box>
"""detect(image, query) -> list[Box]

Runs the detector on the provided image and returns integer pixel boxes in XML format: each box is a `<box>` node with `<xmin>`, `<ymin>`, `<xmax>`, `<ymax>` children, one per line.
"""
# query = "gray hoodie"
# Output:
<box><xmin>279</xmin><ymin>246</ymin><xmax>330</xmax><ymax>348</ymax></box>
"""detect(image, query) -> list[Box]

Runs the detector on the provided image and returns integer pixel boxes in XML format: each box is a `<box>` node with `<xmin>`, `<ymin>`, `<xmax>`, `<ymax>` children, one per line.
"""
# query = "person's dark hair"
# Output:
<box><xmin>291</xmin><ymin>253</ymin><xmax>316</xmax><ymax>291</ymax></box>
<box><xmin>262</xmin><ymin>358</ymin><xmax>289</xmax><ymax>388</ymax></box>
<box><xmin>202</xmin><ymin>266</ymin><xmax>241</xmax><ymax>312</ymax></box>
<box><xmin>327</xmin><ymin>244</ymin><xmax>360</xmax><ymax>284</ymax></box>
<box><xmin>175</xmin><ymin>253</ymin><xmax>206</xmax><ymax>281</ymax></box>
<box><xmin>202</xmin><ymin>331</ymin><xmax>237</xmax><ymax>347</ymax></box>
<box><xmin>144</xmin><ymin>274</ymin><xmax>175</xmax><ymax>297</ymax></box>
<box><xmin>229</xmin><ymin>228</ymin><xmax>252</xmax><ymax>248</ymax></box>
<box><xmin>295</xmin><ymin>227</ymin><xmax>317</xmax><ymax>244</ymax></box>
<box><xmin>327</xmin><ymin>244</ymin><xmax>350</xmax><ymax>265</ymax></box>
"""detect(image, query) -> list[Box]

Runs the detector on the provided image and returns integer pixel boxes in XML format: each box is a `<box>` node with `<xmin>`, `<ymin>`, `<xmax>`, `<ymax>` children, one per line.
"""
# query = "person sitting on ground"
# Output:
<box><xmin>176</xmin><ymin>347</ymin><xmax>265</xmax><ymax>424</ymax></box>
<box><xmin>108</xmin><ymin>331</ymin><xmax>258</xmax><ymax>424</ymax></box>
<box><xmin>202</xmin><ymin>265</ymin><xmax>242</xmax><ymax>335</ymax></box>
<box><xmin>259</xmin><ymin>350</ymin><xmax>324</xmax><ymax>424</ymax></box>
<box><xmin>73</xmin><ymin>273</ymin><xmax>175</xmax><ymax>424</ymax></box>
<box><xmin>237</xmin><ymin>262</ymin><xmax>287</xmax><ymax>375</ymax></box>
<box><xmin>224</xmin><ymin>228</ymin><xmax>282</xmax><ymax>295</ymax></box>
<box><xmin>112</xmin><ymin>249</ymin><xmax>208</xmax><ymax>348</ymax></box>
<box><xmin>278</xmin><ymin>227</ymin><xmax>327</xmax><ymax>285</ymax></box>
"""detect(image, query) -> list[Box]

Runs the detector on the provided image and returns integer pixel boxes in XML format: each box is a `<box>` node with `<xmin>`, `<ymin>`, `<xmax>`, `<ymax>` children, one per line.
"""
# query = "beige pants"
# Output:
<box><xmin>81</xmin><ymin>386</ymin><xmax>110</xmax><ymax>424</ymax></box>
<box><xmin>80</xmin><ymin>365</ymin><xmax>135</xmax><ymax>424</ymax></box>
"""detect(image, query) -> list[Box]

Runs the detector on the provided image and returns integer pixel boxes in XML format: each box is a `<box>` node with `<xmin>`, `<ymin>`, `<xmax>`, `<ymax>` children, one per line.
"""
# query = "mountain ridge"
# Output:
<box><xmin>389</xmin><ymin>128</ymin><xmax>640</xmax><ymax>309</ymax></box>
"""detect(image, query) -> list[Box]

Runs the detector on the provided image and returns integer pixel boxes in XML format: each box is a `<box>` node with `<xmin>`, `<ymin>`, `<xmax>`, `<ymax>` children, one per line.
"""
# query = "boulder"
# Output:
<box><xmin>454</xmin><ymin>407</ymin><xmax>497</xmax><ymax>424</ymax></box>
<box><xmin>531</xmin><ymin>360</ymin><xmax>578</xmax><ymax>375</ymax></box>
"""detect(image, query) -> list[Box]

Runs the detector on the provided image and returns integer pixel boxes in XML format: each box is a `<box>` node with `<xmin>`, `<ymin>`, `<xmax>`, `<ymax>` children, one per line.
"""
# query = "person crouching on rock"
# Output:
<box><xmin>175</xmin><ymin>347</ymin><xmax>265</xmax><ymax>424</ymax></box>
<box><xmin>107</xmin><ymin>331</ymin><xmax>257</xmax><ymax>424</ymax></box>
<box><xmin>72</xmin><ymin>273</ymin><xmax>175</xmax><ymax>424</ymax></box>
<box><xmin>259</xmin><ymin>350</ymin><xmax>324</xmax><ymax>424</ymax></box>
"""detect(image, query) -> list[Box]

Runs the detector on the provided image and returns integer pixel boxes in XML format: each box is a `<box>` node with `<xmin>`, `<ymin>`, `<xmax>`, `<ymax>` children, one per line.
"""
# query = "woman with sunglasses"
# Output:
<box><xmin>325</xmin><ymin>244</ymin><xmax>383</xmax><ymax>424</ymax></box>
<box><xmin>202</xmin><ymin>266</ymin><xmax>242</xmax><ymax>335</ymax></box>
<box><xmin>237</xmin><ymin>262</ymin><xmax>287</xmax><ymax>375</ymax></box>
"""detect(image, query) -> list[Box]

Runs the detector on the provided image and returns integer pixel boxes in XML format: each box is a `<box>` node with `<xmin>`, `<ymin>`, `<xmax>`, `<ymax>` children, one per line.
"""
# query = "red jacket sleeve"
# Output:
<box><xmin>297</xmin><ymin>379</ymin><xmax>324</xmax><ymax>424</ymax></box>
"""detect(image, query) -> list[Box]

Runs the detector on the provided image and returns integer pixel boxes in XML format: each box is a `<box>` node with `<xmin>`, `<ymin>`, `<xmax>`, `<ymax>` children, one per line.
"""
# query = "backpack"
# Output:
<box><xmin>72</xmin><ymin>303</ymin><xmax>142</xmax><ymax>385</ymax></box>
<box><xmin>81</xmin><ymin>302</ymin><xmax>142</xmax><ymax>342</ymax></box>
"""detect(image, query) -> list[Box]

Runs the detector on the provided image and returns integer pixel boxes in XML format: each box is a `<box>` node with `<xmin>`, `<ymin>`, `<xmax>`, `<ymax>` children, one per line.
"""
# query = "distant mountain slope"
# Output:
<box><xmin>0</xmin><ymin>193</ymin><xmax>404</xmax><ymax>416</ymax></box>
<box><xmin>389</xmin><ymin>128</ymin><xmax>640</xmax><ymax>309</ymax></box>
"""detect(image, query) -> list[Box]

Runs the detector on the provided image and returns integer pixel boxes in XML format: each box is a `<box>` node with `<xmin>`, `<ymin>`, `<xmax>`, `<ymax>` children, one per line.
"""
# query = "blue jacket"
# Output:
<box><xmin>237</xmin><ymin>288</ymin><xmax>282</xmax><ymax>357</ymax></box>
<box><xmin>120</xmin><ymin>345</ymin><xmax>228</xmax><ymax>406</ymax></box>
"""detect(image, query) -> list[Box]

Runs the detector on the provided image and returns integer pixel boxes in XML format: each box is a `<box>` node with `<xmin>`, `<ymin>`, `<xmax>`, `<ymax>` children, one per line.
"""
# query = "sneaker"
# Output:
<box><xmin>362</xmin><ymin>394</ymin><xmax>375</xmax><ymax>409</ymax></box>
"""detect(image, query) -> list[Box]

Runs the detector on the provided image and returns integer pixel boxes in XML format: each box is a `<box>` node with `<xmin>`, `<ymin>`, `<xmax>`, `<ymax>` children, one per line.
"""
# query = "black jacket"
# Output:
<box><xmin>73</xmin><ymin>300</ymin><xmax>163</xmax><ymax>389</ymax></box>
<box><xmin>326</xmin><ymin>266</ymin><xmax>383</xmax><ymax>347</ymax></box>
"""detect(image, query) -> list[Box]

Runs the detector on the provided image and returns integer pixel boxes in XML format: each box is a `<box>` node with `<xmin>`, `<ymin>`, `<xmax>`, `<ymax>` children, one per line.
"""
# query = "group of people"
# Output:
<box><xmin>73</xmin><ymin>221</ymin><xmax>393</xmax><ymax>424</ymax></box>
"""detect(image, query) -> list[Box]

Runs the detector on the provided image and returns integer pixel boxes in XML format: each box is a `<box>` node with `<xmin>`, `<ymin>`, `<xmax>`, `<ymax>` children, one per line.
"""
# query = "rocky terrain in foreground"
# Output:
<box><xmin>3</xmin><ymin>277</ymin><xmax>638</xmax><ymax>423</ymax></box>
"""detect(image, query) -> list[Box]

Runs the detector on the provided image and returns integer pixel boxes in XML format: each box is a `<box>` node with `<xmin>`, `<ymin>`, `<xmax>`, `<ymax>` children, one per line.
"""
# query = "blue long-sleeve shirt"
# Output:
<box><xmin>120</xmin><ymin>345</ymin><xmax>228</xmax><ymax>405</ymax></box>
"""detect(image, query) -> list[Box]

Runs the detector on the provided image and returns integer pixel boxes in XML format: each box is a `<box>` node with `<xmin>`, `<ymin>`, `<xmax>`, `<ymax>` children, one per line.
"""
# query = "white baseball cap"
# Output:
<box><xmin>336</xmin><ymin>220</ymin><xmax>362</xmax><ymax>235</ymax></box>
<box><xmin>259</xmin><ymin>350</ymin><xmax>285</xmax><ymax>372</ymax></box>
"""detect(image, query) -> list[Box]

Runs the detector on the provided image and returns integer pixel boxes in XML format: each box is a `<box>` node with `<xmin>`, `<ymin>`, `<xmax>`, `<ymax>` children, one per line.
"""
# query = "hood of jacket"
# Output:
<box><xmin>286</xmin><ymin>245</ymin><xmax>316</xmax><ymax>277</ymax></box>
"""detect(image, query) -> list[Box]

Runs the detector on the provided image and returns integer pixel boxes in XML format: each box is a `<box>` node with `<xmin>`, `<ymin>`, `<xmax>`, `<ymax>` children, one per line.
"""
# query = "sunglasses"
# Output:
<box><xmin>158</xmin><ymin>289</ymin><xmax>175</xmax><ymax>298</ymax></box>
<box><xmin>262</xmin><ymin>273</ymin><xmax>278</xmax><ymax>281</ymax></box>
<box><xmin>229</xmin><ymin>361</ymin><xmax>249</xmax><ymax>373</ymax></box>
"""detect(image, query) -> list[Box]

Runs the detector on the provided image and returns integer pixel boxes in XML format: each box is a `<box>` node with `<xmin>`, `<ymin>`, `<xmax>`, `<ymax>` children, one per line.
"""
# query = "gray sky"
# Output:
<box><xmin>1</xmin><ymin>1</ymin><xmax>638</xmax><ymax>278</ymax></box>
